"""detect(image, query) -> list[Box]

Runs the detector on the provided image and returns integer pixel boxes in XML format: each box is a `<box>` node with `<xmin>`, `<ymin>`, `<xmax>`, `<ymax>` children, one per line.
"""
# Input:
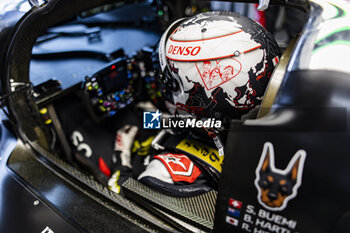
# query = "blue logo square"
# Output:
<box><xmin>143</xmin><ymin>111</ymin><xmax>161</xmax><ymax>129</ymax></box>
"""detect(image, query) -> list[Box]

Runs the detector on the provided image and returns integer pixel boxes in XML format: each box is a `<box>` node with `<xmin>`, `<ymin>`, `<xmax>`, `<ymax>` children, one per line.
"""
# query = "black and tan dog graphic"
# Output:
<box><xmin>254</xmin><ymin>142</ymin><xmax>306</xmax><ymax>211</ymax></box>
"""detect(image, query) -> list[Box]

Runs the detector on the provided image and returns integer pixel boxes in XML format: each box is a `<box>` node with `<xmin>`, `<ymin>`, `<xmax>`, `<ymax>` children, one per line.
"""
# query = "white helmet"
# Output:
<box><xmin>158</xmin><ymin>11</ymin><xmax>280</xmax><ymax>121</ymax></box>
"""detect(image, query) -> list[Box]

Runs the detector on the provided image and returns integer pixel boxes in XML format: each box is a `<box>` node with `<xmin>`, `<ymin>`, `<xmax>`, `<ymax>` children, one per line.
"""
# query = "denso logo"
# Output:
<box><xmin>168</xmin><ymin>45</ymin><xmax>201</xmax><ymax>56</ymax></box>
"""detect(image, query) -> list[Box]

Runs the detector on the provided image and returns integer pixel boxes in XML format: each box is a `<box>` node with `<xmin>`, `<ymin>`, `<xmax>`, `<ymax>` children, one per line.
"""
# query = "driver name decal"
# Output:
<box><xmin>225</xmin><ymin>198</ymin><xmax>299</xmax><ymax>233</ymax></box>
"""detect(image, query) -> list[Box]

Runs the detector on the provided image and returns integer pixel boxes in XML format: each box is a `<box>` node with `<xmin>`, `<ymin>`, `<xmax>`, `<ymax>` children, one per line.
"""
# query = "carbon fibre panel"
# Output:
<box><xmin>123</xmin><ymin>177</ymin><xmax>217</xmax><ymax>232</ymax></box>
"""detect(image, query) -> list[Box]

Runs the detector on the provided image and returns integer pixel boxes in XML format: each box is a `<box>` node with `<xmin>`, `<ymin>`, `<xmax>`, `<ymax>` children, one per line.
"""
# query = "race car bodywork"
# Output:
<box><xmin>0</xmin><ymin>0</ymin><xmax>350</xmax><ymax>232</ymax></box>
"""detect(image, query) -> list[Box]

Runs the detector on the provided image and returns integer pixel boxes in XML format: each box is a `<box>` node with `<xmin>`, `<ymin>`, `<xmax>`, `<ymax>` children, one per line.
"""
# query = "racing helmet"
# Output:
<box><xmin>158</xmin><ymin>11</ymin><xmax>281</xmax><ymax>121</ymax></box>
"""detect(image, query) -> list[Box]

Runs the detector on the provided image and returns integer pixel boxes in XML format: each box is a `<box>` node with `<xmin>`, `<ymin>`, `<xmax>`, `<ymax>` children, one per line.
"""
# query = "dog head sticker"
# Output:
<box><xmin>254</xmin><ymin>142</ymin><xmax>306</xmax><ymax>211</ymax></box>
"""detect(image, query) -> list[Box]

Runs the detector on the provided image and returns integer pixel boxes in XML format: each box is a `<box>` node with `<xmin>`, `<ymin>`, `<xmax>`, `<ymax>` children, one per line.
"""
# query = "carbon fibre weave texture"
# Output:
<box><xmin>123</xmin><ymin>177</ymin><xmax>217</xmax><ymax>232</ymax></box>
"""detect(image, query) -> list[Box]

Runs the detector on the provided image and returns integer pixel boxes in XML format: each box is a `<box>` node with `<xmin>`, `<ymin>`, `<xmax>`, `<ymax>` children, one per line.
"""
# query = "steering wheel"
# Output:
<box><xmin>82</xmin><ymin>55</ymin><xmax>137</xmax><ymax>123</ymax></box>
